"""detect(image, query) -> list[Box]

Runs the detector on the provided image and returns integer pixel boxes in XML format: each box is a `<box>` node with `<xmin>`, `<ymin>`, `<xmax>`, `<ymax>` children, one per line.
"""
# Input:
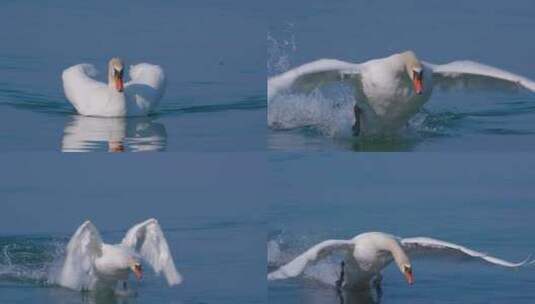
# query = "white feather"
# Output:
<box><xmin>268</xmin><ymin>239</ymin><xmax>354</xmax><ymax>280</ymax></box>
<box><xmin>57</xmin><ymin>221</ymin><xmax>102</xmax><ymax>290</ymax></box>
<box><xmin>122</xmin><ymin>218</ymin><xmax>183</xmax><ymax>286</ymax></box>
<box><xmin>401</xmin><ymin>237</ymin><xmax>533</xmax><ymax>267</ymax></box>
<box><xmin>425</xmin><ymin>60</ymin><xmax>535</xmax><ymax>92</ymax></box>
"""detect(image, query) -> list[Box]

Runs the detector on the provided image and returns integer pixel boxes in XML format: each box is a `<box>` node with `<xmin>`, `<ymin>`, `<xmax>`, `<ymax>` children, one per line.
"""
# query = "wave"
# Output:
<box><xmin>268</xmin><ymin>91</ymin><xmax>535</xmax><ymax>141</ymax></box>
<box><xmin>158</xmin><ymin>94</ymin><xmax>266</xmax><ymax>116</ymax></box>
<box><xmin>0</xmin><ymin>80</ymin><xmax>266</xmax><ymax>117</ymax></box>
<box><xmin>268</xmin><ymin>88</ymin><xmax>357</xmax><ymax>138</ymax></box>
<box><xmin>0</xmin><ymin>84</ymin><xmax>74</xmax><ymax>115</ymax></box>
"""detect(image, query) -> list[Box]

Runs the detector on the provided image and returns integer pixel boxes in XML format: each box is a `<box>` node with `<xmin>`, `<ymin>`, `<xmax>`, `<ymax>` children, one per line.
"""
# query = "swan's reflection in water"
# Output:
<box><xmin>62</xmin><ymin>116</ymin><xmax>167</xmax><ymax>152</ymax></box>
<box><xmin>300</xmin><ymin>286</ymin><xmax>379</xmax><ymax>304</ymax></box>
<box><xmin>339</xmin><ymin>289</ymin><xmax>379</xmax><ymax>304</ymax></box>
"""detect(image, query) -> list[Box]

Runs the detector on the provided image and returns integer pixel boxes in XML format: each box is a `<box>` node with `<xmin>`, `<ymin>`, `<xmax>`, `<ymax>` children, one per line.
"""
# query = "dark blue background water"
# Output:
<box><xmin>0</xmin><ymin>0</ymin><xmax>265</xmax><ymax>152</ymax></box>
<box><xmin>267</xmin><ymin>0</ymin><xmax>535</xmax><ymax>151</ymax></box>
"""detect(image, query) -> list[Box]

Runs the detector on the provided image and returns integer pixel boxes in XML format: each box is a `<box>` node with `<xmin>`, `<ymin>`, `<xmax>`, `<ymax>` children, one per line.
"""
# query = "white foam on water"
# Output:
<box><xmin>268</xmin><ymin>88</ymin><xmax>356</xmax><ymax>138</ymax></box>
<box><xmin>0</xmin><ymin>239</ymin><xmax>65</xmax><ymax>285</ymax></box>
<box><xmin>268</xmin><ymin>235</ymin><xmax>343</xmax><ymax>287</ymax></box>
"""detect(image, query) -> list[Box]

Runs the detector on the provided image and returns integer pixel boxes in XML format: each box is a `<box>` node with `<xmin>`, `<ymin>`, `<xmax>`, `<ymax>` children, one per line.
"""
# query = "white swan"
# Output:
<box><xmin>268</xmin><ymin>232</ymin><xmax>533</xmax><ymax>294</ymax></box>
<box><xmin>62</xmin><ymin>58</ymin><xmax>166</xmax><ymax>117</ymax></box>
<box><xmin>268</xmin><ymin>51</ymin><xmax>535</xmax><ymax>135</ymax></box>
<box><xmin>57</xmin><ymin>218</ymin><xmax>182</xmax><ymax>292</ymax></box>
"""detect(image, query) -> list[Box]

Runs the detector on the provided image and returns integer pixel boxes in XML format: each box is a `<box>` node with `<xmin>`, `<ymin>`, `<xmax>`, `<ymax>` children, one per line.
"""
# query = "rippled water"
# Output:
<box><xmin>267</xmin><ymin>153</ymin><xmax>535</xmax><ymax>303</ymax></box>
<box><xmin>267</xmin><ymin>0</ymin><xmax>535</xmax><ymax>151</ymax></box>
<box><xmin>0</xmin><ymin>0</ymin><xmax>265</xmax><ymax>152</ymax></box>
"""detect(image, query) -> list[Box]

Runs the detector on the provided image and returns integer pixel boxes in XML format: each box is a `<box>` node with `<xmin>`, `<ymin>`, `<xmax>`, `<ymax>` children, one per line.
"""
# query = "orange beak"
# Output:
<box><xmin>115</xmin><ymin>77</ymin><xmax>124</xmax><ymax>92</ymax></box>
<box><xmin>404</xmin><ymin>270</ymin><xmax>414</xmax><ymax>285</ymax></box>
<box><xmin>412</xmin><ymin>71</ymin><xmax>423</xmax><ymax>95</ymax></box>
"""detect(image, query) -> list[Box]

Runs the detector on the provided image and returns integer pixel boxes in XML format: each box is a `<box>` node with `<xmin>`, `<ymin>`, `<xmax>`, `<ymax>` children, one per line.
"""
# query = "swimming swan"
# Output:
<box><xmin>62</xmin><ymin>58</ymin><xmax>165</xmax><ymax>117</ymax></box>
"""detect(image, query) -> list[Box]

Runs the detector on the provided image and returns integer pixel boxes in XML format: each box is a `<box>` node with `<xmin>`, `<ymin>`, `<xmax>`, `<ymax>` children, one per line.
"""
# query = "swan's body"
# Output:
<box><xmin>268</xmin><ymin>232</ymin><xmax>532</xmax><ymax>292</ymax></box>
<box><xmin>268</xmin><ymin>51</ymin><xmax>535</xmax><ymax>135</ymax></box>
<box><xmin>57</xmin><ymin>219</ymin><xmax>182</xmax><ymax>292</ymax></box>
<box><xmin>62</xmin><ymin>58</ymin><xmax>166</xmax><ymax>117</ymax></box>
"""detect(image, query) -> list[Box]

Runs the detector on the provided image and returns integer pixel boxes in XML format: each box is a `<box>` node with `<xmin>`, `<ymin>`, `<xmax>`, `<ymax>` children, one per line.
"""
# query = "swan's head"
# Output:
<box><xmin>402</xmin><ymin>51</ymin><xmax>424</xmax><ymax>95</ymax></box>
<box><xmin>109</xmin><ymin>57</ymin><xmax>124</xmax><ymax>93</ymax></box>
<box><xmin>129</xmin><ymin>261</ymin><xmax>143</xmax><ymax>280</ymax></box>
<box><xmin>391</xmin><ymin>241</ymin><xmax>414</xmax><ymax>285</ymax></box>
<box><xmin>400</xmin><ymin>263</ymin><xmax>414</xmax><ymax>285</ymax></box>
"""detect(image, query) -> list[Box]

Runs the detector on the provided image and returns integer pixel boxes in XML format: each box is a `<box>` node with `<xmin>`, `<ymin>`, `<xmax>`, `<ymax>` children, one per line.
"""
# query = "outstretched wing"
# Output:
<box><xmin>268</xmin><ymin>59</ymin><xmax>361</xmax><ymax>101</ymax></box>
<box><xmin>57</xmin><ymin>220</ymin><xmax>103</xmax><ymax>290</ymax></box>
<box><xmin>268</xmin><ymin>239</ymin><xmax>355</xmax><ymax>280</ymax></box>
<box><xmin>424</xmin><ymin>60</ymin><xmax>535</xmax><ymax>92</ymax></box>
<box><xmin>121</xmin><ymin>218</ymin><xmax>182</xmax><ymax>286</ymax></box>
<box><xmin>401</xmin><ymin>237</ymin><xmax>533</xmax><ymax>268</ymax></box>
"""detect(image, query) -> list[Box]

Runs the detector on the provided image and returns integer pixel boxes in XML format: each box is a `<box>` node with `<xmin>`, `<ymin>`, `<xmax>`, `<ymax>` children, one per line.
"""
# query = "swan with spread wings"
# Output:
<box><xmin>57</xmin><ymin>218</ymin><xmax>182</xmax><ymax>293</ymax></box>
<box><xmin>268</xmin><ymin>51</ymin><xmax>535</xmax><ymax>136</ymax></box>
<box><xmin>269</xmin><ymin>232</ymin><xmax>533</xmax><ymax>296</ymax></box>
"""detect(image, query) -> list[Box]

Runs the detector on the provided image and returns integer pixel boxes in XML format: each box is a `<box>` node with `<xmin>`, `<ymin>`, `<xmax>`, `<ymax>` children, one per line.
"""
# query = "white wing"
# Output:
<box><xmin>121</xmin><ymin>218</ymin><xmax>182</xmax><ymax>286</ymax></box>
<box><xmin>268</xmin><ymin>239</ymin><xmax>355</xmax><ymax>280</ymax></box>
<box><xmin>424</xmin><ymin>60</ymin><xmax>535</xmax><ymax>92</ymax></box>
<box><xmin>62</xmin><ymin>64</ymin><xmax>109</xmax><ymax>114</ymax></box>
<box><xmin>57</xmin><ymin>220</ymin><xmax>103</xmax><ymax>290</ymax></box>
<box><xmin>401</xmin><ymin>237</ymin><xmax>533</xmax><ymax>268</ymax></box>
<box><xmin>268</xmin><ymin>59</ymin><xmax>361</xmax><ymax>101</ymax></box>
<box><xmin>125</xmin><ymin>63</ymin><xmax>166</xmax><ymax>114</ymax></box>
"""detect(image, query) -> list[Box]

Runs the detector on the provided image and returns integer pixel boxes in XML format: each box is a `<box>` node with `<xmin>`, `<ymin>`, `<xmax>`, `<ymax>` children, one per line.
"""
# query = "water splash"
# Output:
<box><xmin>0</xmin><ymin>236</ymin><xmax>66</xmax><ymax>286</ymax></box>
<box><xmin>267</xmin><ymin>23</ymin><xmax>297</xmax><ymax>75</ymax></box>
<box><xmin>268</xmin><ymin>88</ymin><xmax>356</xmax><ymax>138</ymax></box>
<box><xmin>268</xmin><ymin>232</ymin><xmax>343</xmax><ymax>287</ymax></box>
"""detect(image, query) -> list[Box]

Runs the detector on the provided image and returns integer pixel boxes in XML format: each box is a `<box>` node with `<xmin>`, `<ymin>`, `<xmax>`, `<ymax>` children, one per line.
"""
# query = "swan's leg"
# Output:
<box><xmin>337</xmin><ymin>289</ymin><xmax>345</xmax><ymax>304</ymax></box>
<box><xmin>372</xmin><ymin>273</ymin><xmax>383</xmax><ymax>299</ymax></box>
<box><xmin>352</xmin><ymin>105</ymin><xmax>361</xmax><ymax>136</ymax></box>
<box><xmin>335</xmin><ymin>261</ymin><xmax>345</xmax><ymax>291</ymax></box>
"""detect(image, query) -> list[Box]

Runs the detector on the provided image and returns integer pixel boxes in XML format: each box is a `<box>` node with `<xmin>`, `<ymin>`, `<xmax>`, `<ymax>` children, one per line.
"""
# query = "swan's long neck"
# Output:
<box><xmin>384</xmin><ymin>238</ymin><xmax>410</xmax><ymax>266</ymax></box>
<box><xmin>108</xmin><ymin>64</ymin><xmax>115</xmax><ymax>89</ymax></box>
